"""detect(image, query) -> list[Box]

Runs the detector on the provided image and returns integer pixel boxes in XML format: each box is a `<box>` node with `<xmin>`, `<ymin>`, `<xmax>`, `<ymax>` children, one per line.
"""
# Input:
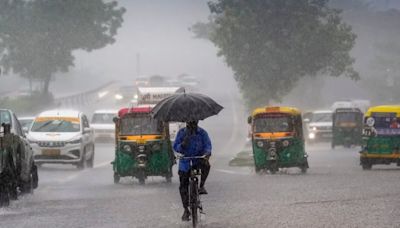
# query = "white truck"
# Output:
<box><xmin>136</xmin><ymin>87</ymin><xmax>186</xmax><ymax>141</ymax></box>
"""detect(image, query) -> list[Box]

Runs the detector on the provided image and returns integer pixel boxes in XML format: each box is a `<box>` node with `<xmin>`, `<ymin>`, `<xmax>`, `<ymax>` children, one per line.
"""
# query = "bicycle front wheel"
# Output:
<box><xmin>190</xmin><ymin>180</ymin><xmax>199</xmax><ymax>227</ymax></box>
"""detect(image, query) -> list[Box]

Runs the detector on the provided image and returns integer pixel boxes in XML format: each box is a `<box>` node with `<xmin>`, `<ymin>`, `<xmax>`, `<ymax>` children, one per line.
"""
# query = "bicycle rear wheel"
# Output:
<box><xmin>190</xmin><ymin>179</ymin><xmax>199</xmax><ymax>227</ymax></box>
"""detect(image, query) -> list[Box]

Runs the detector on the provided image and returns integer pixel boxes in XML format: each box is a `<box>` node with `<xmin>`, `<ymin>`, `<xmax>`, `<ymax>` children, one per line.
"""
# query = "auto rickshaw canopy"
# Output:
<box><xmin>365</xmin><ymin>105</ymin><xmax>400</xmax><ymax>118</ymax></box>
<box><xmin>252</xmin><ymin>106</ymin><xmax>301</xmax><ymax>117</ymax></box>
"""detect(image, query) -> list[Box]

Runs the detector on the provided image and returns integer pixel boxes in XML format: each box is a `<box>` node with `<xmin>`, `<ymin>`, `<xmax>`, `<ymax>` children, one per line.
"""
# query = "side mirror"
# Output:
<box><xmin>83</xmin><ymin>127</ymin><xmax>91</xmax><ymax>134</ymax></box>
<box><xmin>22</xmin><ymin>126</ymin><xmax>29</xmax><ymax>133</ymax></box>
<box><xmin>247</xmin><ymin>116</ymin><xmax>252</xmax><ymax>124</ymax></box>
<box><xmin>113</xmin><ymin>117</ymin><xmax>119</xmax><ymax>124</ymax></box>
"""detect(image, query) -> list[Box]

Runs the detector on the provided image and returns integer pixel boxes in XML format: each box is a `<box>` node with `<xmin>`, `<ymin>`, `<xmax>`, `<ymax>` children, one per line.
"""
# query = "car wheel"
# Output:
<box><xmin>21</xmin><ymin>176</ymin><xmax>33</xmax><ymax>194</ymax></box>
<box><xmin>77</xmin><ymin>148</ymin><xmax>86</xmax><ymax>170</ymax></box>
<box><xmin>87</xmin><ymin>145</ymin><xmax>94</xmax><ymax>168</ymax></box>
<box><xmin>32</xmin><ymin>164</ymin><xmax>39</xmax><ymax>189</ymax></box>
<box><xmin>0</xmin><ymin>184</ymin><xmax>10</xmax><ymax>207</ymax></box>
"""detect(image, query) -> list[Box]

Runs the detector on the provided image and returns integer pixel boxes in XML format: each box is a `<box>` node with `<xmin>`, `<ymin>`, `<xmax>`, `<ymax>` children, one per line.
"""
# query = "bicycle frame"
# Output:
<box><xmin>179</xmin><ymin>155</ymin><xmax>206</xmax><ymax>227</ymax></box>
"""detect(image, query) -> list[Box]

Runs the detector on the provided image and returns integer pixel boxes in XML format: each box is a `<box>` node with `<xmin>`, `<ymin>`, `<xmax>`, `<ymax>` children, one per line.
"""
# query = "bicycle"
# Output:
<box><xmin>178</xmin><ymin>155</ymin><xmax>207</xmax><ymax>228</ymax></box>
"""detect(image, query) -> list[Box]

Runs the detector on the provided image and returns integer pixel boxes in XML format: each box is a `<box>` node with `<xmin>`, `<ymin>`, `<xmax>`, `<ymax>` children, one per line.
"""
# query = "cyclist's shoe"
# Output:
<box><xmin>199</xmin><ymin>186</ymin><xmax>208</xmax><ymax>195</ymax></box>
<box><xmin>181</xmin><ymin>209</ymin><xmax>191</xmax><ymax>221</ymax></box>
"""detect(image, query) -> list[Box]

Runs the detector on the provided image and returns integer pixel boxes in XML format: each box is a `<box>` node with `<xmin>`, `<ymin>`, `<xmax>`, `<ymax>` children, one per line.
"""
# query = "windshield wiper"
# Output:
<box><xmin>34</xmin><ymin>121</ymin><xmax>54</xmax><ymax>131</ymax></box>
<box><xmin>48</xmin><ymin>120</ymin><xmax>66</xmax><ymax>132</ymax></box>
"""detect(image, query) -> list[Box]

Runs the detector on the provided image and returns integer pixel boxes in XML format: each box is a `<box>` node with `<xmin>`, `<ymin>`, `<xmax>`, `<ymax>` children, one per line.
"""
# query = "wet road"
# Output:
<box><xmin>1</xmin><ymin>90</ymin><xmax>400</xmax><ymax>227</ymax></box>
<box><xmin>1</xmin><ymin>139</ymin><xmax>400</xmax><ymax>228</ymax></box>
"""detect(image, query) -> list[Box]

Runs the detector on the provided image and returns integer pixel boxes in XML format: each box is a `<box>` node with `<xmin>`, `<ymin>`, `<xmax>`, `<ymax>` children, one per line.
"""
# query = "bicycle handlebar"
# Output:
<box><xmin>175</xmin><ymin>154</ymin><xmax>207</xmax><ymax>160</ymax></box>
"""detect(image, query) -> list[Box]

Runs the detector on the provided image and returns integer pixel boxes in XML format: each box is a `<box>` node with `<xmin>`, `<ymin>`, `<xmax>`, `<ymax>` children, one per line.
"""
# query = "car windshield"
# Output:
<box><xmin>253</xmin><ymin>115</ymin><xmax>293</xmax><ymax>133</ymax></box>
<box><xmin>312</xmin><ymin>113</ymin><xmax>332</xmax><ymax>122</ymax></box>
<box><xmin>91</xmin><ymin>113</ymin><xmax>116</xmax><ymax>124</ymax></box>
<box><xmin>31</xmin><ymin>118</ymin><xmax>80</xmax><ymax>132</ymax></box>
<box><xmin>120</xmin><ymin>115</ymin><xmax>161</xmax><ymax>135</ymax></box>
<box><xmin>0</xmin><ymin>110</ymin><xmax>12</xmax><ymax>125</ymax></box>
<box><xmin>371</xmin><ymin>114</ymin><xmax>400</xmax><ymax>129</ymax></box>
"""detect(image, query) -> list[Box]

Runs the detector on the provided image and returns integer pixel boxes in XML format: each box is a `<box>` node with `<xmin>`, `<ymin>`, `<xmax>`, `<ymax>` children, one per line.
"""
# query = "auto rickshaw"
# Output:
<box><xmin>112</xmin><ymin>106</ymin><xmax>175</xmax><ymax>184</ymax></box>
<box><xmin>247</xmin><ymin>106</ymin><xmax>309</xmax><ymax>174</ymax></box>
<box><xmin>360</xmin><ymin>105</ymin><xmax>400</xmax><ymax>170</ymax></box>
<box><xmin>331</xmin><ymin>108</ymin><xmax>363</xmax><ymax>149</ymax></box>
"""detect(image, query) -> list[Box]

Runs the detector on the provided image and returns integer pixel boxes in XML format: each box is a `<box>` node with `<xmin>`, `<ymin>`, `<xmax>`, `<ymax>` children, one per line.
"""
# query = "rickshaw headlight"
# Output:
<box><xmin>309</xmin><ymin>133</ymin><xmax>315</xmax><ymax>139</ymax></box>
<box><xmin>366</xmin><ymin>117</ymin><xmax>375</xmax><ymax>127</ymax></box>
<box><xmin>122</xmin><ymin>144</ymin><xmax>132</xmax><ymax>152</ymax></box>
<box><xmin>256</xmin><ymin>141</ymin><xmax>264</xmax><ymax>148</ymax></box>
<box><xmin>152</xmin><ymin>143</ymin><xmax>161</xmax><ymax>151</ymax></box>
<box><xmin>282</xmin><ymin>140</ymin><xmax>290</xmax><ymax>147</ymax></box>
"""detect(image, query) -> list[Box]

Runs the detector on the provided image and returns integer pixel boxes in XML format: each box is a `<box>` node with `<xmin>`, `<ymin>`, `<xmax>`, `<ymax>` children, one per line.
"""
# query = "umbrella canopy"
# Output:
<box><xmin>151</xmin><ymin>92</ymin><xmax>223</xmax><ymax>122</ymax></box>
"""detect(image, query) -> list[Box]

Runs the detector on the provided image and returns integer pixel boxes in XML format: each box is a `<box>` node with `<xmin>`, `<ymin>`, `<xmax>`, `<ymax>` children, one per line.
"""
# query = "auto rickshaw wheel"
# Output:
<box><xmin>362</xmin><ymin>163</ymin><xmax>372</xmax><ymax>170</ymax></box>
<box><xmin>138</xmin><ymin>171</ymin><xmax>146</xmax><ymax>185</ymax></box>
<box><xmin>138</xmin><ymin>177</ymin><xmax>145</xmax><ymax>185</ymax></box>
<box><xmin>113</xmin><ymin>173</ymin><xmax>120</xmax><ymax>184</ymax></box>
<box><xmin>300</xmin><ymin>165</ymin><xmax>308</xmax><ymax>174</ymax></box>
<box><xmin>269</xmin><ymin>162</ymin><xmax>278</xmax><ymax>174</ymax></box>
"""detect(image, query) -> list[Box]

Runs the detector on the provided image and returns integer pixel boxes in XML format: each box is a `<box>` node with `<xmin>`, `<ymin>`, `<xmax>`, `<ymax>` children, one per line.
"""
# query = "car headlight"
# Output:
<box><xmin>122</xmin><ymin>144</ymin><xmax>132</xmax><ymax>152</ymax></box>
<box><xmin>282</xmin><ymin>140</ymin><xmax>289</xmax><ymax>147</ymax></box>
<box><xmin>152</xmin><ymin>143</ymin><xmax>161</xmax><ymax>151</ymax></box>
<box><xmin>68</xmin><ymin>138</ymin><xmax>82</xmax><ymax>144</ymax></box>
<box><xmin>256</xmin><ymin>140</ymin><xmax>264</xmax><ymax>148</ymax></box>
<box><xmin>311</xmin><ymin>127</ymin><xmax>317</xmax><ymax>131</ymax></box>
<box><xmin>309</xmin><ymin>133</ymin><xmax>315</xmax><ymax>139</ymax></box>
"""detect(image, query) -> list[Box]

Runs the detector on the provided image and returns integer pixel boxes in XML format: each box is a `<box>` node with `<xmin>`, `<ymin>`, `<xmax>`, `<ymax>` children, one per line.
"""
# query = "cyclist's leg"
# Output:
<box><xmin>199</xmin><ymin>160</ymin><xmax>210</xmax><ymax>188</ymax></box>
<box><xmin>179</xmin><ymin>170</ymin><xmax>190</xmax><ymax>209</ymax></box>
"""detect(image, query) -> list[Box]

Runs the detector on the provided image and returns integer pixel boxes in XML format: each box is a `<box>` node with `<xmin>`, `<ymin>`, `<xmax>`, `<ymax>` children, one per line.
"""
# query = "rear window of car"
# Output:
<box><xmin>91</xmin><ymin>113</ymin><xmax>116</xmax><ymax>124</ymax></box>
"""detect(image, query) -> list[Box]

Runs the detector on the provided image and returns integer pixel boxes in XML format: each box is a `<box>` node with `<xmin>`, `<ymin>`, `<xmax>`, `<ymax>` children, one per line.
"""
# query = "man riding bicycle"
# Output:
<box><xmin>173</xmin><ymin>120</ymin><xmax>212</xmax><ymax>221</ymax></box>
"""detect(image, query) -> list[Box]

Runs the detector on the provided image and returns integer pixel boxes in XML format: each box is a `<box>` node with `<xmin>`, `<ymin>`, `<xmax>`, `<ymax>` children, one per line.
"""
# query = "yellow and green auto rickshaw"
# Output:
<box><xmin>360</xmin><ymin>105</ymin><xmax>400</xmax><ymax>170</ymax></box>
<box><xmin>112</xmin><ymin>106</ymin><xmax>175</xmax><ymax>184</ymax></box>
<box><xmin>331</xmin><ymin>108</ymin><xmax>363</xmax><ymax>149</ymax></box>
<box><xmin>248</xmin><ymin>106</ymin><xmax>309</xmax><ymax>174</ymax></box>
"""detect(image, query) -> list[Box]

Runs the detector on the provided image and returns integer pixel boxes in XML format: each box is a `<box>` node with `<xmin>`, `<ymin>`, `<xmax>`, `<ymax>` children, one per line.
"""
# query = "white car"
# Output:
<box><xmin>306</xmin><ymin>110</ymin><xmax>333</xmax><ymax>142</ymax></box>
<box><xmin>27</xmin><ymin>110</ymin><xmax>95</xmax><ymax>169</ymax></box>
<box><xmin>91</xmin><ymin>110</ymin><xmax>117</xmax><ymax>142</ymax></box>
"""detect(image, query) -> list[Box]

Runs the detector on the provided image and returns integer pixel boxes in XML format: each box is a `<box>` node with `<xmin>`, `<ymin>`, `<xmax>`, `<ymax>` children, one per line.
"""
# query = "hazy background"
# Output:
<box><xmin>1</xmin><ymin>0</ymin><xmax>400</xmax><ymax>110</ymax></box>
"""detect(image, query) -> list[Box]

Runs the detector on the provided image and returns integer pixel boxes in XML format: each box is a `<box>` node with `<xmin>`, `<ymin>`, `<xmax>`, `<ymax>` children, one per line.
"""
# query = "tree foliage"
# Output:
<box><xmin>196</xmin><ymin>0</ymin><xmax>358</xmax><ymax>109</ymax></box>
<box><xmin>0</xmin><ymin>0</ymin><xmax>125</xmax><ymax>93</ymax></box>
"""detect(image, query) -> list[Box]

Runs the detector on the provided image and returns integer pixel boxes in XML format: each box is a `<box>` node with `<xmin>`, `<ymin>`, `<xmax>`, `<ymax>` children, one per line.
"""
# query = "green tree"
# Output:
<box><xmin>0</xmin><ymin>0</ymin><xmax>125</xmax><ymax>94</ymax></box>
<box><xmin>195</xmin><ymin>0</ymin><xmax>358</xmax><ymax>109</ymax></box>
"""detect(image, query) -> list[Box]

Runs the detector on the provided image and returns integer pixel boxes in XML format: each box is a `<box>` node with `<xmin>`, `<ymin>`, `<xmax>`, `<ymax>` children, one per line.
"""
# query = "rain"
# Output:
<box><xmin>0</xmin><ymin>0</ymin><xmax>400</xmax><ymax>227</ymax></box>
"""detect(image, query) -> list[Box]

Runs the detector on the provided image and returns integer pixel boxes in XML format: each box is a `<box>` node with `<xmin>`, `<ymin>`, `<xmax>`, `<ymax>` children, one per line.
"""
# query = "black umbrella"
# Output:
<box><xmin>151</xmin><ymin>92</ymin><xmax>223</xmax><ymax>122</ymax></box>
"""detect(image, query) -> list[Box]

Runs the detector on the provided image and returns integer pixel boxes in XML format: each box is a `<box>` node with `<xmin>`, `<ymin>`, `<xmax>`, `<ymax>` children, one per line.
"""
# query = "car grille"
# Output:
<box><xmin>34</xmin><ymin>155</ymin><xmax>72</xmax><ymax>160</ymax></box>
<box><xmin>38</xmin><ymin>141</ymin><xmax>65</xmax><ymax>148</ymax></box>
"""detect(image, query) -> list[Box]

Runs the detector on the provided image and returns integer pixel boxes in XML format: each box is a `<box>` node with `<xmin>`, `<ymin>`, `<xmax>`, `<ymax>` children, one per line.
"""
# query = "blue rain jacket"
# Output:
<box><xmin>173</xmin><ymin>127</ymin><xmax>212</xmax><ymax>172</ymax></box>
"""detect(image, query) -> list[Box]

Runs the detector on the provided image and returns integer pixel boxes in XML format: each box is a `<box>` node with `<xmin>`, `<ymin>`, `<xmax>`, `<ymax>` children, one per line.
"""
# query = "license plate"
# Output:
<box><xmin>42</xmin><ymin>149</ymin><xmax>60</xmax><ymax>156</ymax></box>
